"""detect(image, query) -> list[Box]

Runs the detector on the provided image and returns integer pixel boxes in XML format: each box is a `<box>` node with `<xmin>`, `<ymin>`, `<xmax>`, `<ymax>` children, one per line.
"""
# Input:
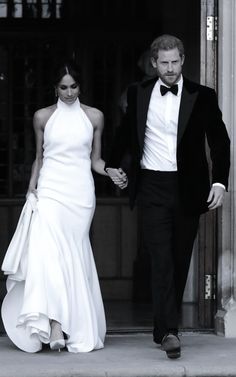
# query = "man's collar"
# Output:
<box><xmin>157</xmin><ymin>75</ymin><xmax>183</xmax><ymax>96</ymax></box>
<box><xmin>158</xmin><ymin>75</ymin><xmax>183</xmax><ymax>88</ymax></box>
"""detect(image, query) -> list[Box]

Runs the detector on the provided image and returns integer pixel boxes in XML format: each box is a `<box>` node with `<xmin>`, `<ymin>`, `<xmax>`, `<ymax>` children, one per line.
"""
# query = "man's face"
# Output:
<box><xmin>151</xmin><ymin>47</ymin><xmax>185</xmax><ymax>86</ymax></box>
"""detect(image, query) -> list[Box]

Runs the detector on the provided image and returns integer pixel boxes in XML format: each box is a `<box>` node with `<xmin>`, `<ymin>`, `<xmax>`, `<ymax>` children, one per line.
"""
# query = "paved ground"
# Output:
<box><xmin>1</xmin><ymin>332</ymin><xmax>236</xmax><ymax>377</ymax></box>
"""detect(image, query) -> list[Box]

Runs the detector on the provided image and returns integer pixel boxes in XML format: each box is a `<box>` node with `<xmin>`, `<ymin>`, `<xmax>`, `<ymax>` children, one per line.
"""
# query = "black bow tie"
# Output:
<box><xmin>160</xmin><ymin>84</ymin><xmax>178</xmax><ymax>96</ymax></box>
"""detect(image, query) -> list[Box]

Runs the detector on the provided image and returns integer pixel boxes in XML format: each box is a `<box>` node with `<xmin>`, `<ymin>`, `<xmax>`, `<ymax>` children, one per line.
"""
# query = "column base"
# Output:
<box><xmin>215</xmin><ymin>298</ymin><xmax>236</xmax><ymax>337</ymax></box>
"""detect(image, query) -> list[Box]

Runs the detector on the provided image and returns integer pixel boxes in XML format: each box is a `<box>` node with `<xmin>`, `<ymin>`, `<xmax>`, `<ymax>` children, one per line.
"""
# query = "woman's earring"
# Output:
<box><xmin>55</xmin><ymin>89</ymin><xmax>58</xmax><ymax>97</ymax></box>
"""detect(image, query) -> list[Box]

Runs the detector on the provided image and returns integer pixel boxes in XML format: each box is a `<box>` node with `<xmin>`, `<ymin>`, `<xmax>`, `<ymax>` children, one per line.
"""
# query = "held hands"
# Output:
<box><xmin>207</xmin><ymin>185</ymin><xmax>225</xmax><ymax>210</ymax></box>
<box><xmin>106</xmin><ymin>168</ymin><xmax>128</xmax><ymax>189</ymax></box>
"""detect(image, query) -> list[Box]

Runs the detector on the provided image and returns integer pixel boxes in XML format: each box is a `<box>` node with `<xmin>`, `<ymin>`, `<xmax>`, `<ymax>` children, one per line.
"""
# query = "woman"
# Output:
<box><xmin>1</xmin><ymin>61</ymin><xmax>107</xmax><ymax>353</ymax></box>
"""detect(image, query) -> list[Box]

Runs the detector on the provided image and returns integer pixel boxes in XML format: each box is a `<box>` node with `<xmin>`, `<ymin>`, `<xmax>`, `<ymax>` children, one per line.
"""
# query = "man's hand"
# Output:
<box><xmin>207</xmin><ymin>185</ymin><xmax>225</xmax><ymax>210</ymax></box>
<box><xmin>106</xmin><ymin>168</ymin><xmax>128</xmax><ymax>189</ymax></box>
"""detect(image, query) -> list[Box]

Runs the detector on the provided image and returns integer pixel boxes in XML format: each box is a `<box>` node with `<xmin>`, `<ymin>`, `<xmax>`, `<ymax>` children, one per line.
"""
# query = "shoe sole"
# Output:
<box><xmin>166</xmin><ymin>347</ymin><xmax>181</xmax><ymax>359</ymax></box>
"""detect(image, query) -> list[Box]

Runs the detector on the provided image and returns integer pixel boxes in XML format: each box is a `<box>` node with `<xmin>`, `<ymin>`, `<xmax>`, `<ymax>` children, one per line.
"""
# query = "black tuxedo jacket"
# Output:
<box><xmin>106</xmin><ymin>77</ymin><xmax>230</xmax><ymax>214</ymax></box>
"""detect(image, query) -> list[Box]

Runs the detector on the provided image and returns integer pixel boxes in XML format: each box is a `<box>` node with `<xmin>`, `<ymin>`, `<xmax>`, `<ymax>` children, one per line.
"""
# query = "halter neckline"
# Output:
<box><xmin>57</xmin><ymin>97</ymin><xmax>80</xmax><ymax>111</ymax></box>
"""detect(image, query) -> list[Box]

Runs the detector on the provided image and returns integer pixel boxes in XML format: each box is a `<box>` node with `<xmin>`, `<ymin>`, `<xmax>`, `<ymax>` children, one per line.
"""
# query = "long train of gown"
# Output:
<box><xmin>1</xmin><ymin>98</ymin><xmax>106</xmax><ymax>353</ymax></box>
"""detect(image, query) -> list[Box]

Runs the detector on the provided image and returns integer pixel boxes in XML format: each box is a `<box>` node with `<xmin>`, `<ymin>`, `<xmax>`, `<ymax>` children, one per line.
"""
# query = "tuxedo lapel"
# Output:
<box><xmin>136</xmin><ymin>77</ymin><xmax>199</xmax><ymax>149</ymax></box>
<box><xmin>137</xmin><ymin>79</ymin><xmax>157</xmax><ymax>150</ymax></box>
<box><xmin>177</xmin><ymin>81</ymin><xmax>199</xmax><ymax>146</ymax></box>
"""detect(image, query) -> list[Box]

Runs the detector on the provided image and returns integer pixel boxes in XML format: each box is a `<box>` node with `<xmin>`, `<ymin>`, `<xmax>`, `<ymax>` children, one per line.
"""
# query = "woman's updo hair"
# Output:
<box><xmin>53</xmin><ymin>59</ymin><xmax>81</xmax><ymax>87</ymax></box>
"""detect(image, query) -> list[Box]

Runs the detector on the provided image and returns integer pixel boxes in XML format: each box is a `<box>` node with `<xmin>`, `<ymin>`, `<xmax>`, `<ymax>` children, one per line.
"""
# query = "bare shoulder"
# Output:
<box><xmin>33</xmin><ymin>104</ymin><xmax>57</xmax><ymax>130</ymax></box>
<box><xmin>81</xmin><ymin>103</ymin><xmax>104</xmax><ymax>130</ymax></box>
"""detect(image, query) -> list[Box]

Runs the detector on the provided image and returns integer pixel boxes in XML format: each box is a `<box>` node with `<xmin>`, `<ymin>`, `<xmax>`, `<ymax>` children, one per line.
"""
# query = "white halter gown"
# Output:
<box><xmin>1</xmin><ymin>98</ymin><xmax>106</xmax><ymax>353</ymax></box>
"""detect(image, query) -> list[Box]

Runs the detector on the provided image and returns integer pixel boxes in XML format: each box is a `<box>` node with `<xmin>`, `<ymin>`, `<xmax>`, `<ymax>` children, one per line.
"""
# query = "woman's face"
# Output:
<box><xmin>56</xmin><ymin>74</ymin><xmax>80</xmax><ymax>104</ymax></box>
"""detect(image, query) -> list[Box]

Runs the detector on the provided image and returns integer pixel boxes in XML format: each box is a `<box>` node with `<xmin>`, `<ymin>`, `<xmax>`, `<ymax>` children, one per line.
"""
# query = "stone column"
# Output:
<box><xmin>215</xmin><ymin>0</ymin><xmax>236</xmax><ymax>337</ymax></box>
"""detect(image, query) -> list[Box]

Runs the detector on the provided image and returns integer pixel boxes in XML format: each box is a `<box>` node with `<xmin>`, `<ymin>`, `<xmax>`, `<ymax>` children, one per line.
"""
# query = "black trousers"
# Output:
<box><xmin>137</xmin><ymin>170</ymin><xmax>200</xmax><ymax>343</ymax></box>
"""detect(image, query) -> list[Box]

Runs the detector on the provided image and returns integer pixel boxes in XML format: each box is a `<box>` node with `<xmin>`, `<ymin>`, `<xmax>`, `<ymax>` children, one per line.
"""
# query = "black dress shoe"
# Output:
<box><xmin>161</xmin><ymin>333</ymin><xmax>181</xmax><ymax>359</ymax></box>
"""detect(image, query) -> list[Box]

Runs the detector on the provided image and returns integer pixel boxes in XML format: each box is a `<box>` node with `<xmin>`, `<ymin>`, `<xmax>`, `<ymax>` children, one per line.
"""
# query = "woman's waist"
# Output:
<box><xmin>42</xmin><ymin>156</ymin><xmax>91</xmax><ymax>168</ymax></box>
<box><xmin>39</xmin><ymin>159</ymin><xmax>92</xmax><ymax>177</ymax></box>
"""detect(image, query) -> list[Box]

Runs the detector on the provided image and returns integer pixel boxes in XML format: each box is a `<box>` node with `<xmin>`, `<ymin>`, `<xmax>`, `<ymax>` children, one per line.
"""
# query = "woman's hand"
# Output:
<box><xmin>106</xmin><ymin>168</ymin><xmax>128</xmax><ymax>189</ymax></box>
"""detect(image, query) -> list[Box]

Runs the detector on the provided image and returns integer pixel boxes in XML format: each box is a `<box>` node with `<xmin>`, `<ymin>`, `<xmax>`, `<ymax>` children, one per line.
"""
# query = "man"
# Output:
<box><xmin>105</xmin><ymin>34</ymin><xmax>230</xmax><ymax>359</ymax></box>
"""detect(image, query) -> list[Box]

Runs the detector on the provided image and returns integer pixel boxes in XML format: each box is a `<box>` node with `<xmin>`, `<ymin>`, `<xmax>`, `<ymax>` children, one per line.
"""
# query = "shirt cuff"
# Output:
<box><xmin>212</xmin><ymin>183</ymin><xmax>226</xmax><ymax>190</ymax></box>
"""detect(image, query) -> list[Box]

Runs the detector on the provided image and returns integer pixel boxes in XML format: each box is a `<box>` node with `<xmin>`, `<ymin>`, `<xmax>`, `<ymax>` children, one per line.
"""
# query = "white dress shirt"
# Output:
<box><xmin>140</xmin><ymin>76</ymin><xmax>183</xmax><ymax>171</ymax></box>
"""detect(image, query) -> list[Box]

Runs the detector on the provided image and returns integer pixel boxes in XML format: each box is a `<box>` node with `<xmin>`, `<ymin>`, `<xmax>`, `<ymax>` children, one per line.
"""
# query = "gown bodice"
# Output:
<box><xmin>37</xmin><ymin>98</ymin><xmax>95</xmax><ymax>206</ymax></box>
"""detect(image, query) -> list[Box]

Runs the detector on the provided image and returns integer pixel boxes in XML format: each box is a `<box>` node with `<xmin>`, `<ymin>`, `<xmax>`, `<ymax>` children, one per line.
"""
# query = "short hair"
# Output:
<box><xmin>53</xmin><ymin>60</ymin><xmax>81</xmax><ymax>87</ymax></box>
<box><xmin>150</xmin><ymin>34</ymin><xmax>185</xmax><ymax>60</ymax></box>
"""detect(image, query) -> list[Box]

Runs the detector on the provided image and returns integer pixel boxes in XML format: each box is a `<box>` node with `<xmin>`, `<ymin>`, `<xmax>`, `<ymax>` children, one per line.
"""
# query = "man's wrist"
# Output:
<box><xmin>212</xmin><ymin>183</ymin><xmax>226</xmax><ymax>190</ymax></box>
